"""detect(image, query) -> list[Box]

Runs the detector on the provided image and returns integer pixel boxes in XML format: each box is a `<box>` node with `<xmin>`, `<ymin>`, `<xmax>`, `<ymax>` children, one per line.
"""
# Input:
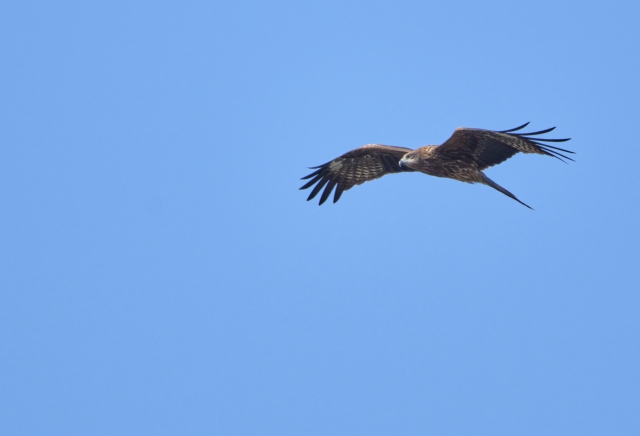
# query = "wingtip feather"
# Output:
<box><xmin>333</xmin><ymin>185</ymin><xmax>344</xmax><ymax>203</ymax></box>
<box><xmin>498</xmin><ymin>122</ymin><xmax>530</xmax><ymax>133</ymax></box>
<box><xmin>319</xmin><ymin>180</ymin><xmax>337</xmax><ymax>205</ymax></box>
<box><xmin>300</xmin><ymin>174</ymin><xmax>323</xmax><ymax>190</ymax></box>
<box><xmin>518</xmin><ymin>126</ymin><xmax>556</xmax><ymax>136</ymax></box>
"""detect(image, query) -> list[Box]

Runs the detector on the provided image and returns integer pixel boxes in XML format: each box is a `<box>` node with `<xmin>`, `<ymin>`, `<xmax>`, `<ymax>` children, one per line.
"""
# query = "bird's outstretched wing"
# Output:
<box><xmin>300</xmin><ymin>144</ymin><xmax>414</xmax><ymax>205</ymax></box>
<box><xmin>436</xmin><ymin>122</ymin><xmax>573</xmax><ymax>170</ymax></box>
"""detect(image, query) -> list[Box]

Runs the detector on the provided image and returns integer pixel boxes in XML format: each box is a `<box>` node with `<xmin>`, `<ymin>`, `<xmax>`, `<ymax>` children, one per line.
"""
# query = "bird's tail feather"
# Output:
<box><xmin>480</xmin><ymin>173</ymin><xmax>533</xmax><ymax>210</ymax></box>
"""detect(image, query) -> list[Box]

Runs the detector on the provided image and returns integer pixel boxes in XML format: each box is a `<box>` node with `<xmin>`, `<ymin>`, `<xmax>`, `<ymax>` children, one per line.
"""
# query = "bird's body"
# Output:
<box><xmin>409</xmin><ymin>145</ymin><xmax>480</xmax><ymax>182</ymax></box>
<box><xmin>300</xmin><ymin>123</ymin><xmax>573</xmax><ymax>209</ymax></box>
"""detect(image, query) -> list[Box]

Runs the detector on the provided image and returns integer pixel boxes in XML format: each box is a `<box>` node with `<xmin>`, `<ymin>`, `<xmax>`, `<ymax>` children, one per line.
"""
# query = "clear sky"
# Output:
<box><xmin>1</xmin><ymin>1</ymin><xmax>639</xmax><ymax>435</ymax></box>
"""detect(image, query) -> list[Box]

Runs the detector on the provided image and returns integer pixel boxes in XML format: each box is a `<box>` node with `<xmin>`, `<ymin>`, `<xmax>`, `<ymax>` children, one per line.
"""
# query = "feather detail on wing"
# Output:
<box><xmin>300</xmin><ymin>144</ymin><xmax>414</xmax><ymax>205</ymax></box>
<box><xmin>436</xmin><ymin>122</ymin><xmax>573</xmax><ymax>170</ymax></box>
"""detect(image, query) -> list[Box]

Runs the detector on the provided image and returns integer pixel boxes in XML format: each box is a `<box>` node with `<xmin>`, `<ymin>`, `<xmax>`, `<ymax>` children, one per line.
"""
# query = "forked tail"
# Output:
<box><xmin>480</xmin><ymin>173</ymin><xmax>533</xmax><ymax>210</ymax></box>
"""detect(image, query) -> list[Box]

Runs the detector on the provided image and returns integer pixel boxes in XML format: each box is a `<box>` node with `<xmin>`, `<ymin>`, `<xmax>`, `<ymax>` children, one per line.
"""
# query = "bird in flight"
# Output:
<box><xmin>300</xmin><ymin>122</ymin><xmax>572</xmax><ymax>209</ymax></box>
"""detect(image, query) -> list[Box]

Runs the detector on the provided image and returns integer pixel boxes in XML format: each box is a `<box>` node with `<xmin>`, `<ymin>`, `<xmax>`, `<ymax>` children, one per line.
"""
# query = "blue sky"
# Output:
<box><xmin>1</xmin><ymin>1</ymin><xmax>639</xmax><ymax>435</ymax></box>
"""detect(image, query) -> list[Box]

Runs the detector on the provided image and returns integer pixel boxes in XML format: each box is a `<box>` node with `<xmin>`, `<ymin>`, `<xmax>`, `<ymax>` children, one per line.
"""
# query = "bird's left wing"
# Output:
<box><xmin>300</xmin><ymin>144</ymin><xmax>413</xmax><ymax>205</ymax></box>
<box><xmin>436</xmin><ymin>122</ymin><xmax>573</xmax><ymax>170</ymax></box>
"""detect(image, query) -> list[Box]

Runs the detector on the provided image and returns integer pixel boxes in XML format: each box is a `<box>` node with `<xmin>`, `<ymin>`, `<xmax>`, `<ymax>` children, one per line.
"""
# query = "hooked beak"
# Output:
<box><xmin>399</xmin><ymin>159</ymin><xmax>410</xmax><ymax>170</ymax></box>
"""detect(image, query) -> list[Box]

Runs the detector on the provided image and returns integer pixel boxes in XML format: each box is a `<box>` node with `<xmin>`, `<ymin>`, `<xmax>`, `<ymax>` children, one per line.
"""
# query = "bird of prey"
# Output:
<box><xmin>299</xmin><ymin>122</ymin><xmax>572</xmax><ymax>209</ymax></box>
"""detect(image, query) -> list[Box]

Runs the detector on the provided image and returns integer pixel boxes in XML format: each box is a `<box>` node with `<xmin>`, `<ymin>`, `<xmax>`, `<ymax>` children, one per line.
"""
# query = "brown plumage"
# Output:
<box><xmin>300</xmin><ymin>122</ymin><xmax>573</xmax><ymax>209</ymax></box>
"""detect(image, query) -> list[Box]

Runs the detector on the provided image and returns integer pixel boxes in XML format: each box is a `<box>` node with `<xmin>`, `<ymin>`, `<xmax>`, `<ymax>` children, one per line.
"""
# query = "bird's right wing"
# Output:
<box><xmin>300</xmin><ymin>144</ymin><xmax>414</xmax><ymax>205</ymax></box>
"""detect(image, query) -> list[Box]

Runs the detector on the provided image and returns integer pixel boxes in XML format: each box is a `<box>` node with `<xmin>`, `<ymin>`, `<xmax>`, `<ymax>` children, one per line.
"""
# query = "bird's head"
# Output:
<box><xmin>399</xmin><ymin>151</ymin><xmax>420</xmax><ymax>171</ymax></box>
